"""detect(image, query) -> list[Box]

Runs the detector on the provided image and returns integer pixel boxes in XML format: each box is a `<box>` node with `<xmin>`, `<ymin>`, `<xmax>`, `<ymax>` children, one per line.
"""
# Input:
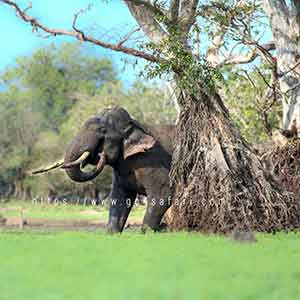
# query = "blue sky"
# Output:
<box><xmin>0</xmin><ymin>0</ymin><xmax>148</xmax><ymax>86</ymax></box>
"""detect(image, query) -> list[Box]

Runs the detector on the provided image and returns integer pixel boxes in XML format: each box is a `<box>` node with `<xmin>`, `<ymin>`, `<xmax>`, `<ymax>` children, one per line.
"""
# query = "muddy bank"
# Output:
<box><xmin>0</xmin><ymin>217</ymin><xmax>142</xmax><ymax>233</ymax></box>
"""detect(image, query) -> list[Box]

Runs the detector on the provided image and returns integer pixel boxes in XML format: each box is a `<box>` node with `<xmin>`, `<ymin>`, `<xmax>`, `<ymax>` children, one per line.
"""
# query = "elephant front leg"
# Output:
<box><xmin>107</xmin><ymin>188</ymin><xmax>136</xmax><ymax>234</ymax></box>
<box><xmin>142</xmin><ymin>193</ymin><xmax>172</xmax><ymax>232</ymax></box>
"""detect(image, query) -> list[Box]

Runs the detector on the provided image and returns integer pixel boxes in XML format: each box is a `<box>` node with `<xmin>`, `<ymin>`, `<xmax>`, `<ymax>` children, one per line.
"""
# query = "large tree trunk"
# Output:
<box><xmin>168</xmin><ymin>81</ymin><xmax>300</xmax><ymax>233</ymax></box>
<box><xmin>277</xmin><ymin>41</ymin><xmax>300</xmax><ymax>137</ymax></box>
<box><xmin>263</xmin><ymin>1</ymin><xmax>300</xmax><ymax>137</ymax></box>
<box><xmin>271</xmin><ymin>22</ymin><xmax>300</xmax><ymax>137</ymax></box>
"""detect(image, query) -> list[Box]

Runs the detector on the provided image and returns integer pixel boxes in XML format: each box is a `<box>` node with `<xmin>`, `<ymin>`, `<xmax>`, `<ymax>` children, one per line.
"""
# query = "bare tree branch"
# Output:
<box><xmin>2</xmin><ymin>0</ymin><xmax>160</xmax><ymax>63</ymax></box>
<box><xmin>279</xmin><ymin>60</ymin><xmax>300</xmax><ymax>78</ymax></box>
<box><xmin>23</xmin><ymin>0</ymin><xmax>31</xmax><ymax>12</ymax></box>
<box><xmin>169</xmin><ymin>0</ymin><xmax>180</xmax><ymax>23</ymax></box>
<box><xmin>72</xmin><ymin>5</ymin><xmax>94</xmax><ymax>41</ymax></box>
<box><xmin>203</xmin><ymin>1</ymin><xmax>275</xmax><ymax>68</ymax></box>
<box><xmin>242</xmin><ymin>69</ymin><xmax>257</xmax><ymax>89</ymax></box>
<box><xmin>266</xmin><ymin>0</ymin><xmax>290</xmax><ymax>21</ymax></box>
<box><xmin>116</xmin><ymin>27</ymin><xmax>141</xmax><ymax>47</ymax></box>
<box><xmin>206</xmin><ymin>31</ymin><xmax>226</xmax><ymax>65</ymax></box>
<box><xmin>284</xmin><ymin>81</ymin><xmax>300</xmax><ymax>95</ymax></box>
<box><xmin>213</xmin><ymin>42</ymin><xmax>275</xmax><ymax>67</ymax></box>
<box><xmin>241</xmin><ymin>68</ymin><xmax>279</xmax><ymax>137</ymax></box>
<box><xmin>254</xmin><ymin>66</ymin><xmax>273</xmax><ymax>89</ymax></box>
<box><xmin>262</xmin><ymin>0</ymin><xmax>290</xmax><ymax>31</ymax></box>
<box><xmin>292</xmin><ymin>0</ymin><xmax>300</xmax><ymax>30</ymax></box>
<box><xmin>125</xmin><ymin>0</ymin><xmax>168</xmax><ymax>44</ymax></box>
<box><xmin>228</xmin><ymin>42</ymin><xmax>275</xmax><ymax>64</ymax></box>
<box><xmin>179</xmin><ymin>0</ymin><xmax>199</xmax><ymax>35</ymax></box>
<box><xmin>125</xmin><ymin>0</ymin><xmax>168</xmax><ymax>21</ymax></box>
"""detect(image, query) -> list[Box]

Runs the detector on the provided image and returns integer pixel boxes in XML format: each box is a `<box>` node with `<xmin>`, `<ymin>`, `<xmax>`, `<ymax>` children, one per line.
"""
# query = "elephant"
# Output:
<box><xmin>35</xmin><ymin>107</ymin><xmax>175</xmax><ymax>233</ymax></box>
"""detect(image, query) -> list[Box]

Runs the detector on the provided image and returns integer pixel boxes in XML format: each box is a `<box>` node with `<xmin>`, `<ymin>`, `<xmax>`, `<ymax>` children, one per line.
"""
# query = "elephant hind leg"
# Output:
<box><xmin>142</xmin><ymin>192</ymin><xmax>172</xmax><ymax>232</ymax></box>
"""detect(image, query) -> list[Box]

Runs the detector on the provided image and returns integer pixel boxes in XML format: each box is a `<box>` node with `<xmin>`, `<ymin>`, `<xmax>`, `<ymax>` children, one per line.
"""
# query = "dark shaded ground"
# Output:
<box><xmin>0</xmin><ymin>217</ymin><xmax>142</xmax><ymax>233</ymax></box>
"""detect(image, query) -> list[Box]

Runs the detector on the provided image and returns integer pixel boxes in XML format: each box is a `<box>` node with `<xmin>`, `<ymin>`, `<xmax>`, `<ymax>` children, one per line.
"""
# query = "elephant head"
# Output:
<box><xmin>56</xmin><ymin>107</ymin><xmax>156</xmax><ymax>182</ymax></box>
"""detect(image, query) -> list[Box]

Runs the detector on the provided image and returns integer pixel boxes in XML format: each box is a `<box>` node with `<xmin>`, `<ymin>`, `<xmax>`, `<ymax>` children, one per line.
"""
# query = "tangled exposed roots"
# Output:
<box><xmin>265</xmin><ymin>141</ymin><xmax>300</xmax><ymax>195</ymax></box>
<box><xmin>168</xmin><ymin>96</ymin><xmax>300</xmax><ymax>233</ymax></box>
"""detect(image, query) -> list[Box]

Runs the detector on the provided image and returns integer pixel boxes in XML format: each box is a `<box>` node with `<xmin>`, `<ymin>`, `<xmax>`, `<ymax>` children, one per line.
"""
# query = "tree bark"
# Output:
<box><xmin>168</xmin><ymin>79</ymin><xmax>300</xmax><ymax>232</ymax></box>
<box><xmin>263</xmin><ymin>1</ymin><xmax>300</xmax><ymax>137</ymax></box>
<box><xmin>125</xmin><ymin>1</ymin><xmax>167</xmax><ymax>44</ymax></box>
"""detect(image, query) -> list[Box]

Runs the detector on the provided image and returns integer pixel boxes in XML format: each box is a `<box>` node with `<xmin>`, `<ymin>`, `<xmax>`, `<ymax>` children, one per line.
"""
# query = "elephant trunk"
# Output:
<box><xmin>64</xmin><ymin>163</ymin><xmax>100</xmax><ymax>183</ymax></box>
<box><xmin>64</xmin><ymin>140</ymin><xmax>106</xmax><ymax>183</ymax></box>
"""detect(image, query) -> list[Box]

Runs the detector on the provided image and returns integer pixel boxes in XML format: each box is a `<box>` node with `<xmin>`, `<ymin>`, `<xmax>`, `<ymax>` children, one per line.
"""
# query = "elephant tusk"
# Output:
<box><xmin>31</xmin><ymin>160</ymin><xmax>64</xmax><ymax>175</ymax></box>
<box><xmin>62</xmin><ymin>151</ymin><xmax>90</xmax><ymax>169</ymax></box>
<box><xmin>96</xmin><ymin>152</ymin><xmax>106</xmax><ymax>172</ymax></box>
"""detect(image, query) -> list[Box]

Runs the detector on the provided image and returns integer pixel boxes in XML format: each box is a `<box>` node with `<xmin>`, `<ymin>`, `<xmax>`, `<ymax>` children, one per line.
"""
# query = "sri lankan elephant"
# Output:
<box><xmin>35</xmin><ymin>107</ymin><xmax>175</xmax><ymax>233</ymax></box>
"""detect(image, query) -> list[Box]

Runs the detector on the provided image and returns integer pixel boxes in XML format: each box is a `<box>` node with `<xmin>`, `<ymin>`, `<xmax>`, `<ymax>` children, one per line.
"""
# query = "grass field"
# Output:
<box><xmin>1</xmin><ymin>231</ymin><xmax>300</xmax><ymax>299</ymax></box>
<box><xmin>1</xmin><ymin>201</ymin><xmax>300</xmax><ymax>300</ymax></box>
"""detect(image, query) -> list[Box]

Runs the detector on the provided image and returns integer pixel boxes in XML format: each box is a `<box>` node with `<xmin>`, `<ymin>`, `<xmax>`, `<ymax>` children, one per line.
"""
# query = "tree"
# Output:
<box><xmin>0</xmin><ymin>89</ymin><xmax>42</xmax><ymax>198</ymax></box>
<box><xmin>3</xmin><ymin>0</ymin><xmax>300</xmax><ymax>232</ymax></box>
<box><xmin>262</xmin><ymin>1</ymin><xmax>300</xmax><ymax>138</ymax></box>
<box><xmin>2</xmin><ymin>42</ymin><xmax>117</xmax><ymax>130</ymax></box>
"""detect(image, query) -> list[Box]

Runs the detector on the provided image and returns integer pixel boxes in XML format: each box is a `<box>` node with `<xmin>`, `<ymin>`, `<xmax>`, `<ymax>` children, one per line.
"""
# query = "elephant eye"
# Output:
<box><xmin>94</xmin><ymin>127</ymin><xmax>106</xmax><ymax>138</ymax></box>
<box><xmin>87</xmin><ymin>123</ymin><xmax>105</xmax><ymax>133</ymax></box>
<box><xmin>98</xmin><ymin>127</ymin><xmax>106</xmax><ymax>134</ymax></box>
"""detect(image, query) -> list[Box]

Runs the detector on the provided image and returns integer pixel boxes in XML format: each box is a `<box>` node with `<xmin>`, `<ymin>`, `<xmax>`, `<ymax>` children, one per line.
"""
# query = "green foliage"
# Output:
<box><xmin>60</xmin><ymin>80</ymin><xmax>175</xmax><ymax>141</ymax></box>
<box><xmin>140</xmin><ymin>24</ymin><xmax>222</xmax><ymax>97</ymax></box>
<box><xmin>0</xmin><ymin>89</ymin><xmax>42</xmax><ymax>183</ymax></box>
<box><xmin>2</xmin><ymin>43</ymin><xmax>116</xmax><ymax>130</ymax></box>
<box><xmin>222</xmin><ymin>68</ymin><xmax>281</xmax><ymax>144</ymax></box>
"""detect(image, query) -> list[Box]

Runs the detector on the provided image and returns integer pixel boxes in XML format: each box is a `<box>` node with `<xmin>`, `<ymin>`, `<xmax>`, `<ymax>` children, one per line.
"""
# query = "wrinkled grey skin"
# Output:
<box><xmin>64</xmin><ymin>107</ymin><xmax>174</xmax><ymax>233</ymax></box>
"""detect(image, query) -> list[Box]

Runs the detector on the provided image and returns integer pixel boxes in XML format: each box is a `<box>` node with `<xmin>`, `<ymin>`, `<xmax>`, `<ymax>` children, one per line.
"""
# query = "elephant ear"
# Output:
<box><xmin>123</xmin><ymin>120</ymin><xmax>156</xmax><ymax>159</ymax></box>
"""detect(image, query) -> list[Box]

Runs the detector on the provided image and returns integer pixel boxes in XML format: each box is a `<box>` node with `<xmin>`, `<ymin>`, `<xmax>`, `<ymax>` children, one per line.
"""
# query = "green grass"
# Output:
<box><xmin>0</xmin><ymin>231</ymin><xmax>299</xmax><ymax>300</ymax></box>
<box><xmin>1</xmin><ymin>201</ymin><xmax>299</xmax><ymax>299</ymax></box>
<box><xmin>0</xmin><ymin>199</ymin><xmax>145</xmax><ymax>220</ymax></box>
